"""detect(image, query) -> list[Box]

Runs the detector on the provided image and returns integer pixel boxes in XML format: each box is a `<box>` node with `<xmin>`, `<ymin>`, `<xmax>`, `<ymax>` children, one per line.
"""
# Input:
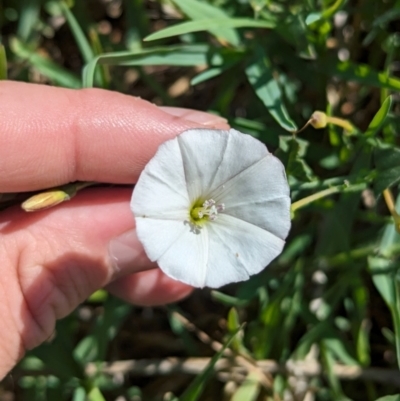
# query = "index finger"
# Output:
<box><xmin>0</xmin><ymin>81</ymin><xmax>228</xmax><ymax>192</ymax></box>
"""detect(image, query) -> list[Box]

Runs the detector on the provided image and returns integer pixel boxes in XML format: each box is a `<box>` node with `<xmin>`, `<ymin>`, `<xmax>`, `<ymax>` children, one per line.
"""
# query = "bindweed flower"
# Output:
<box><xmin>131</xmin><ymin>129</ymin><xmax>291</xmax><ymax>288</ymax></box>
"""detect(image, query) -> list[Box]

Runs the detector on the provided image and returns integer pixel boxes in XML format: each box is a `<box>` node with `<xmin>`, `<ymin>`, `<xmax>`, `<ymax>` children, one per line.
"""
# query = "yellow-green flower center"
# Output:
<box><xmin>190</xmin><ymin>199</ymin><xmax>225</xmax><ymax>224</ymax></box>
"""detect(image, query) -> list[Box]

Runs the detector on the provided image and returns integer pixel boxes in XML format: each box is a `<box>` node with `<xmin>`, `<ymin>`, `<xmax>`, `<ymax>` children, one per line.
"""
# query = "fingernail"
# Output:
<box><xmin>160</xmin><ymin>107</ymin><xmax>229</xmax><ymax>128</ymax></box>
<box><xmin>108</xmin><ymin>229</ymin><xmax>155</xmax><ymax>280</ymax></box>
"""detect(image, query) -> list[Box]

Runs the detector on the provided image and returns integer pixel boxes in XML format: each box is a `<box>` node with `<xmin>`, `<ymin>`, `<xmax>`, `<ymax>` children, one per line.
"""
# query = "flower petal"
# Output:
<box><xmin>210</xmin><ymin>154</ymin><xmax>291</xmax><ymax>240</ymax></box>
<box><xmin>136</xmin><ymin>215</ymin><xmax>210</xmax><ymax>287</ymax></box>
<box><xmin>138</xmin><ymin>213</ymin><xmax>286</xmax><ymax>289</ymax></box>
<box><xmin>135</xmin><ymin>217</ymin><xmax>188</xmax><ymax>261</ymax></box>
<box><xmin>156</xmin><ymin>225</ymin><xmax>209</xmax><ymax>288</ymax></box>
<box><xmin>204</xmin><ymin>214</ymin><xmax>285</xmax><ymax>288</ymax></box>
<box><xmin>132</xmin><ymin>138</ymin><xmax>190</xmax><ymax>218</ymax></box>
<box><xmin>177</xmin><ymin>128</ymin><xmax>267</xmax><ymax>201</ymax></box>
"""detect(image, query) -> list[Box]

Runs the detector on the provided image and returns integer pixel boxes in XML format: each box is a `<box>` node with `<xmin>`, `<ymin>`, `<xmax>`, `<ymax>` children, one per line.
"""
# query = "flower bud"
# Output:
<box><xmin>310</xmin><ymin>111</ymin><xmax>327</xmax><ymax>129</ymax></box>
<box><xmin>21</xmin><ymin>190</ymin><xmax>71</xmax><ymax>212</ymax></box>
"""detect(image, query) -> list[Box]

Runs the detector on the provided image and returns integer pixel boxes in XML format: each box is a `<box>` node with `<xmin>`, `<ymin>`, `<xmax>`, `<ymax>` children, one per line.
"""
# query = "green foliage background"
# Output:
<box><xmin>1</xmin><ymin>0</ymin><xmax>400</xmax><ymax>400</ymax></box>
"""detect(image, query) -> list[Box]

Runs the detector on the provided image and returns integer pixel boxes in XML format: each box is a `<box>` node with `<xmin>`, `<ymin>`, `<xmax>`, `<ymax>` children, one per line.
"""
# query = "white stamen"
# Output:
<box><xmin>199</xmin><ymin>199</ymin><xmax>225</xmax><ymax>221</ymax></box>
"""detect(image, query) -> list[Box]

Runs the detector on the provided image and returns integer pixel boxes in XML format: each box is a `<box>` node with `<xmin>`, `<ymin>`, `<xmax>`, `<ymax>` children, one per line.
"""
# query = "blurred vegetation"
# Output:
<box><xmin>1</xmin><ymin>0</ymin><xmax>400</xmax><ymax>400</ymax></box>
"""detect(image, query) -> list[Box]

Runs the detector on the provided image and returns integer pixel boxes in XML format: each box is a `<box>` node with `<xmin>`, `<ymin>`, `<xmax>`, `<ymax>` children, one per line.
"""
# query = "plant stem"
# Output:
<box><xmin>383</xmin><ymin>188</ymin><xmax>400</xmax><ymax>233</ymax></box>
<box><xmin>291</xmin><ymin>186</ymin><xmax>341</xmax><ymax>213</ymax></box>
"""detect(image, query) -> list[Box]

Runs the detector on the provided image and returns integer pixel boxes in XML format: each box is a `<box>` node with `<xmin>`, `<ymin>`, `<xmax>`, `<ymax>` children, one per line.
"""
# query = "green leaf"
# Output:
<box><xmin>73</xmin><ymin>335</ymin><xmax>98</xmax><ymax>364</ymax></box>
<box><xmin>74</xmin><ymin>297</ymin><xmax>131</xmax><ymax>364</ymax></box>
<box><xmin>305</xmin><ymin>12</ymin><xmax>322</xmax><ymax>25</ymax></box>
<box><xmin>171</xmin><ymin>0</ymin><xmax>240</xmax><ymax>46</ymax></box>
<box><xmin>369</xmin><ymin>194</ymin><xmax>400</xmax><ymax>368</ymax></box>
<box><xmin>87</xmin><ymin>387</ymin><xmax>107</xmax><ymax>401</ymax></box>
<box><xmin>124</xmin><ymin>0</ymin><xmax>150</xmax><ymax>50</ymax></box>
<box><xmin>231</xmin><ymin>371</ymin><xmax>261</xmax><ymax>401</ymax></box>
<box><xmin>227</xmin><ymin>308</ymin><xmax>248</xmax><ymax>354</ymax></box>
<box><xmin>365</xmin><ymin>96</ymin><xmax>393</xmax><ymax>138</ymax></box>
<box><xmin>82</xmin><ymin>45</ymin><xmax>233</xmax><ymax>87</ymax></box>
<box><xmin>72</xmin><ymin>387</ymin><xmax>86</xmax><ymax>401</ymax></box>
<box><xmin>276</xmin><ymin>137</ymin><xmax>314</xmax><ymax>181</ymax></box>
<box><xmin>191</xmin><ymin>62</ymin><xmax>238</xmax><ymax>86</ymax></box>
<box><xmin>10</xmin><ymin>37</ymin><xmax>81</xmax><ymax>88</ymax></box>
<box><xmin>324</xmin><ymin>337</ymin><xmax>359</xmax><ymax>365</ymax></box>
<box><xmin>31</xmin><ymin>316</ymin><xmax>84</xmax><ymax>379</ymax></box>
<box><xmin>294</xmin><ymin>323</ymin><xmax>334</xmax><ymax>359</ymax></box>
<box><xmin>369</xmin><ymin>257</ymin><xmax>396</xmax><ymax>306</ymax></box>
<box><xmin>144</xmin><ymin>18</ymin><xmax>276</xmax><ymax>42</ymax></box>
<box><xmin>315</xmin><ymin>143</ymin><xmax>371</xmax><ymax>255</ymax></box>
<box><xmin>59</xmin><ymin>1</ymin><xmax>106</xmax><ymax>88</ymax></box>
<box><xmin>374</xmin><ymin>395</ymin><xmax>400</xmax><ymax>401</ymax></box>
<box><xmin>329</xmin><ymin>60</ymin><xmax>400</xmax><ymax>91</ymax></box>
<box><xmin>59</xmin><ymin>2</ymin><xmax>95</xmax><ymax>64</ymax></box>
<box><xmin>179</xmin><ymin>326</ymin><xmax>243</xmax><ymax>401</ymax></box>
<box><xmin>211</xmin><ymin>290</ymin><xmax>251</xmax><ymax>307</ymax></box>
<box><xmin>246</xmin><ymin>46</ymin><xmax>297</xmax><ymax>131</ymax></box>
<box><xmin>17</xmin><ymin>0</ymin><xmax>41</xmax><ymax>41</ymax></box>
<box><xmin>373</xmin><ymin>142</ymin><xmax>400</xmax><ymax>194</ymax></box>
<box><xmin>168</xmin><ymin>306</ymin><xmax>199</xmax><ymax>355</ymax></box>
<box><xmin>0</xmin><ymin>44</ymin><xmax>7</xmax><ymax>80</ymax></box>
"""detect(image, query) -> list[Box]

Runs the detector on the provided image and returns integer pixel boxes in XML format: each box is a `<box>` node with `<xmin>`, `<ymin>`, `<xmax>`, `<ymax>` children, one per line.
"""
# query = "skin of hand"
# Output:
<box><xmin>0</xmin><ymin>81</ymin><xmax>229</xmax><ymax>380</ymax></box>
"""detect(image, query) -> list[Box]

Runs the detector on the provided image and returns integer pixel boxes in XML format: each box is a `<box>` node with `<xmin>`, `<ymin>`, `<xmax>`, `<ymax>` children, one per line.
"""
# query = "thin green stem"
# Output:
<box><xmin>291</xmin><ymin>186</ymin><xmax>341</xmax><ymax>213</ymax></box>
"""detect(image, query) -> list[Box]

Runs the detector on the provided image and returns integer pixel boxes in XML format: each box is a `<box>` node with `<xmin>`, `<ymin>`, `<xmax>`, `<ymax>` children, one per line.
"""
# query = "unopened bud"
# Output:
<box><xmin>22</xmin><ymin>190</ymin><xmax>71</xmax><ymax>212</ymax></box>
<box><xmin>310</xmin><ymin>111</ymin><xmax>327</xmax><ymax>129</ymax></box>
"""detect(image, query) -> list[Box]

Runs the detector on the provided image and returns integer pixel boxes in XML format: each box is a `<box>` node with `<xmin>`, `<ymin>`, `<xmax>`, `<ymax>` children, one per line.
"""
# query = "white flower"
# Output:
<box><xmin>131</xmin><ymin>128</ymin><xmax>291</xmax><ymax>288</ymax></box>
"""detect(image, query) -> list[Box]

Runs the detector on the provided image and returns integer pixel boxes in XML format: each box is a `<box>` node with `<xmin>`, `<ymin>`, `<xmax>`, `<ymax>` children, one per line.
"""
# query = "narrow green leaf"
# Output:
<box><xmin>227</xmin><ymin>308</ymin><xmax>241</xmax><ymax>333</ymax></box>
<box><xmin>369</xmin><ymin>195</ymin><xmax>400</xmax><ymax>368</ymax></box>
<box><xmin>276</xmin><ymin>137</ymin><xmax>314</xmax><ymax>181</ymax></box>
<box><xmin>191</xmin><ymin>55</ymin><xmax>242</xmax><ymax>86</ymax></box>
<box><xmin>231</xmin><ymin>371</ymin><xmax>261</xmax><ymax>401</ymax></box>
<box><xmin>31</xmin><ymin>316</ymin><xmax>84</xmax><ymax>379</ymax></box>
<box><xmin>87</xmin><ymin>387</ymin><xmax>107</xmax><ymax>401</ymax></box>
<box><xmin>10</xmin><ymin>37</ymin><xmax>81</xmax><ymax>88</ymax></box>
<box><xmin>124</xmin><ymin>0</ymin><xmax>149</xmax><ymax>50</ymax></box>
<box><xmin>324</xmin><ymin>337</ymin><xmax>359</xmax><ymax>365</ymax></box>
<box><xmin>365</xmin><ymin>96</ymin><xmax>392</xmax><ymax>137</ymax></box>
<box><xmin>246</xmin><ymin>47</ymin><xmax>297</xmax><ymax>131</ymax></box>
<box><xmin>320</xmin><ymin>342</ymin><xmax>345</xmax><ymax>399</ymax></box>
<box><xmin>168</xmin><ymin>307</ymin><xmax>199</xmax><ymax>355</ymax></box>
<box><xmin>72</xmin><ymin>387</ymin><xmax>86</xmax><ymax>401</ymax></box>
<box><xmin>144</xmin><ymin>18</ymin><xmax>276</xmax><ymax>42</ymax></box>
<box><xmin>82</xmin><ymin>45</ymin><xmax>239</xmax><ymax>87</ymax></box>
<box><xmin>17</xmin><ymin>0</ymin><xmax>41</xmax><ymax>41</ymax></box>
<box><xmin>289</xmin><ymin>159</ymin><xmax>315</xmax><ymax>182</ymax></box>
<box><xmin>373</xmin><ymin>142</ymin><xmax>400</xmax><ymax>194</ymax></box>
<box><xmin>306</xmin><ymin>0</ymin><xmax>346</xmax><ymax>25</ymax></box>
<box><xmin>171</xmin><ymin>0</ymin><xmax>240</xmax><ymax>46</ymax></box>
<box><xmin>191</xmin><ymin>67</ymin><xmax>225</xmax><ymax>86</ymax></box>
<box><xmin>73</xmin><ymin>335</ymin><xmax>98</xmax><ymax>364</ymax></box>
<box><xmin>305</xmin><ymin>12</ymin><xmax>322</xmax><ymax>25</ymax></box>
<box><xmin>374</xmin><ymin>396</ymin><xmax>400</xmax><ymax>401</ymax></box>
<box><xmin>179</xmin><ymin>326</ymin><xmax>243</xmax><ymax>401</ymax></box>
<box><xmin>315</xmin><ymin>143</ymin><xmax>371</xmax><ymax>255</ymax></box>
<box><xmin>0</xmin><ymin>44</ymin><xmax>7</xmax><ymax>79</ymax></box>
<box><xmin>73</xmin><ymin>297</ymin><xmax>131</xmax><ymax>364</ymax></box>
<box><xmin>294</xmin><ymin>322</ymin><xmax>334</xmax><ymax>359</ymax></box>
<box><xmin>211</xmin><ymin>290</ymin><xmax>251</xmax><ymax>307</ymax></box>
<box><xmin>227</xmin><ymin>308</ymin><xmax>247</xmax><ymax>354</ymax></box>
<box><xmin>330</xmin><ymin>60</ymin><xmax>400</xmax><ymax>91</ymax></box>
<box><xmin>394</xmin><ymin>280</ymin><xmax>400</xmax><ymax>369</ymax></box>
<box><xmin>59</xmin><ymin>1</ymin><xmax>94</xmax><ymax>64</ymax></box>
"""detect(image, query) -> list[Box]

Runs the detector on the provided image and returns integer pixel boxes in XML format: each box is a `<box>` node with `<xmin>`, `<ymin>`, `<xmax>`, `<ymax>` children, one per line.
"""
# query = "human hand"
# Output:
<box><xmin>0</xmin><ymin>81</ymin><xmax>229</xmax><ymax>379</ymax></box>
